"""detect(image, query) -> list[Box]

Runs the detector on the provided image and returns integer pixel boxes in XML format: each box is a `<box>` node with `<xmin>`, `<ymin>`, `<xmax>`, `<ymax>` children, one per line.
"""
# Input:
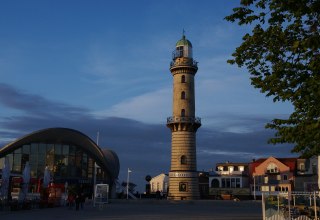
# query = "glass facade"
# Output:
<box><xmin>1</xmin><ymin>142</ymin><xmax>107</xmax><ymax>184</ymax></box>
<box><xmin>0</xmin><ymin>128</ymin><xmax>119</xmax><ymax>199</ymax></box>
<box><xmin>2</xmin><ymin>143</ymin><xmax>94</xmax><ymax>179</ymax></box>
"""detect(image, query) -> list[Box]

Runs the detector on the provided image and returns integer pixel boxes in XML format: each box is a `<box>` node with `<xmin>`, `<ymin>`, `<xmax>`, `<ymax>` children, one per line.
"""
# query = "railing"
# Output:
<box><xmin>172</xmin><ymin>50</ymin><xmax>184</xmax><ymax>59</ymax></box>
<box><xmin>265</xmin><ymin>169</ymin><xmax>280</xmax><ymax>174</ymax></box>
<box><xmin>170</xmin><ymin>59</ymin><xmax>198</xmax><ymax>69</ymax></box>
<box><xmin>215</xmin><ymin>170</ymin><xmax>245</xmax><ymax>175</ymax></box>
<box><xmin>262</xmin><ymin>191</ymin><xmax>320</xmax><ymax>220</ymax></box>
<box><xmin>115</xmin><ymin>180</ymin><xmax>137</xmax><ymax>200</ymax></box>
<box><xmin>167</xmin><ymin>116</ymin><xmax>201</xmax><ymax>124</ymax></box>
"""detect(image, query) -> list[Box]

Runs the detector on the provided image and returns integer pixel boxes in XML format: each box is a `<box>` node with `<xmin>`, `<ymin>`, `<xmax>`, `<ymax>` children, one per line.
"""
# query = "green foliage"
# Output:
<box><xmin>226</xmin><ymin>0</ymin><xmax>320</xmax><ymax>157</ymax></box>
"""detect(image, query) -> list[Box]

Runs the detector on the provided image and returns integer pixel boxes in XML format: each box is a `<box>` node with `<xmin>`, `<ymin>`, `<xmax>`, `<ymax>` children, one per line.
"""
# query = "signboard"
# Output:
<box><xmin>94</xmin><ymin>184</ymin><xmax>109</xmax><ymax>207</ymax></box>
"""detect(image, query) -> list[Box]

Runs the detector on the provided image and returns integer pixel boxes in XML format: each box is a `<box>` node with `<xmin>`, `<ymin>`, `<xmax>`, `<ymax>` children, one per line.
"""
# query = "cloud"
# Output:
<box><xmin>0</xmin><ymin>83</ymin><xmax>296</xmax><ymax>192</ymax></box>
<box><xmin>93</xmin><ymin>87</ymin><xmax>172</xmax><ymax>123</ymax></box>
<box><xmin>0</xmin><ymin>83</ymin><xmax>88</xmax><ymax>119</ymax></box>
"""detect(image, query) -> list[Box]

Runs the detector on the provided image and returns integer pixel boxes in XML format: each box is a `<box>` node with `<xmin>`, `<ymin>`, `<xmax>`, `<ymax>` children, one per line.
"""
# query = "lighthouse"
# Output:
<box><xmin>167</xmin><ymin>33</ymin><xmax>201</xmax><ymax>200</ymax></box>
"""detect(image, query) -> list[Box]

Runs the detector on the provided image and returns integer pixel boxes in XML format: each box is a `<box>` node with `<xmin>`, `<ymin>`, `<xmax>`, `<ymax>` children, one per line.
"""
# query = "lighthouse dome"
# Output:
<box><xmin>176</xmin><ymin>34</ymin><xmax>192</xmax><ymax>48</ymax></box>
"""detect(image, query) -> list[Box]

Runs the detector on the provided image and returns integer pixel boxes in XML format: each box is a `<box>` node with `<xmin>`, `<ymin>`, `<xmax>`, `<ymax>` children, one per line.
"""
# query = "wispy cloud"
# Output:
<box><xmin>0</xmin><ymin>83</ymin><xmax>88</xmax><ymax>119</ymax></box>
<box><xmin>199</xmin><ymin>149</ymin><xmax>265</xmax><ymax>159</ymax></box>
<box><xmin>0</xmin><ymin>83</ymin><xmax>296</xmax><ymax>191</ymax></box>
<box><xmin>93</xmin><ymin>87</ymin><xmax>171</xmax><ymax>123</ymax></box>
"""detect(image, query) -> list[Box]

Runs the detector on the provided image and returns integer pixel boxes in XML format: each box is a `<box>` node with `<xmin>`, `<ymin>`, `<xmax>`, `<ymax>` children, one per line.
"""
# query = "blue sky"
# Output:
<box><xmin>0</xmin><ymin>1</ymin><xmax>296</xmax><ymax>191</ymax></box>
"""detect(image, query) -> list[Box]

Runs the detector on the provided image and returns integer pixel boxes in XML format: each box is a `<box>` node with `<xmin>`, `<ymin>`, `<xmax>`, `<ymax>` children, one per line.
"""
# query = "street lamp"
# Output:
<box><xmin>93</xmin><ymin>131</ymin><xmax>99</xmax><ymax>207</ymax></box>
<box><xmin>127</xmin><ymin>168</ymin><xmax>132</xmax><ymax>199</ymax></box>
<box><xmin>253</xmin><ymin>175</ymin><xmax>256</xmax><ymax>200</ymax></box>
<box><xmin>93</xmin><ymin>162</ymin><xmax>98</xmax><ymax>207</ymax></box>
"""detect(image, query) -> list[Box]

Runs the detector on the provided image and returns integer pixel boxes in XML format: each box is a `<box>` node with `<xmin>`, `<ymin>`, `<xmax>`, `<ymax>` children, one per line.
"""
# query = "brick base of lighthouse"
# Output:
<box><xmin>167</xmin><ymin>131</ymin><xmax>200</xmax><ymax>200</ymax></box>
<box><xmin>168</xmin><ymin>173</ymin><xmax>200</xmax><ymax>200</ymax></box>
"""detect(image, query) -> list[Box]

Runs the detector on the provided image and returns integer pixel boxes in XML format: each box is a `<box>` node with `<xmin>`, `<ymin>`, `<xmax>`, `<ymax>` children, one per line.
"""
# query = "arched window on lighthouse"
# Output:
<box><xmin>181</xmin><ymin>109</ymin><xmax>185</xmax><ymax>117</ymax></box>
<box><xmin>181</xmin><ymin>75</ymin><xmax>186</xmax><ymax>83</ymax></box>
<box><xmin>181</xmin><ymin>91</ymin><xmax>186</xmax><ymax>100</ymax></box>
<box><xmin>181</xmin><ymin>155</ymin><xmax>187</xmax><ymax>165</ymax></box>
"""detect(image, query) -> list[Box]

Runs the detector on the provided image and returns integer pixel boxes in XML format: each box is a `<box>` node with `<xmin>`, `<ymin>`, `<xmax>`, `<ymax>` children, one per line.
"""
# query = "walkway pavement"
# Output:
<box><xmin>1</xmin><ymin>199</ymin><xmax>262</xmax><ymax>220</ymax></box>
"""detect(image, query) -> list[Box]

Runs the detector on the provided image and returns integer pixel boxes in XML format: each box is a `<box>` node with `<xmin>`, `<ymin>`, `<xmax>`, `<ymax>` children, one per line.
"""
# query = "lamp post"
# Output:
<box><xmin>253</xmin><ymin>175</ymin><xmax>256</xmax><ymax>200</ymax></box>
<box><xmin>127</xmin><ymin>168</ymin><xmax>132</xmax><ymax>199</ymax></box>
<box><xmin>93</xmin><ymin>162</ymin><xmax>97</xmax><ymax>207</ymax></box>
<box><xmin>93</xmin><ymin>131</ymin><xmax>99</xmax><ymax>207</ymax></box>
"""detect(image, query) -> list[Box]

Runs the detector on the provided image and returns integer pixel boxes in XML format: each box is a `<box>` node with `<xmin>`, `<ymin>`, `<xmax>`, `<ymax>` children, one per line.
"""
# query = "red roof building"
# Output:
<box><xmin>249</xmin><ymin>157</ymin><xmax>297</xmax><ymax>198</ymax></box>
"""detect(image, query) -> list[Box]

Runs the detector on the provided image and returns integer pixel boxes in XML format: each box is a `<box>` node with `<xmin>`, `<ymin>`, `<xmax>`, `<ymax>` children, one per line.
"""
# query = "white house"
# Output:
<box><xmin>209</xmin><ymin>162</ymin><xmax>250</xmax><ymax>199</ymax></box>
<box><xmin>150</xmin><ymin>173</ymin><xmax>169</xmax><ymax>194</ymax></box>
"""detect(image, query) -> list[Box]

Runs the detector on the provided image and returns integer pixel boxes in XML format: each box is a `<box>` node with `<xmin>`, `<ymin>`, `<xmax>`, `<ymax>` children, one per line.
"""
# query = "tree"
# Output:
<box><xmin>225</xmin><ymin>0</ymin><xmax>320</xmax><ymax>157</ymax></box>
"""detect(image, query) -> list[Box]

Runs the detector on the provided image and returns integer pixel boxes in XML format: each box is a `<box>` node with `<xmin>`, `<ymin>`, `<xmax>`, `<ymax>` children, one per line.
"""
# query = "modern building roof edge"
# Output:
<box><xmin>0</xmin><ymin>127</ymin><xmax>119</xmax><ymax>180</ymax></box>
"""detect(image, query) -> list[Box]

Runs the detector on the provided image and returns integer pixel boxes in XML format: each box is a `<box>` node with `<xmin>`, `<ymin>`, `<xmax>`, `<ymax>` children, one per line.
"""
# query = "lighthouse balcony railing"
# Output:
<box><xmin>170</xmin><ymin>60</ymin><xmax>198</xmax><ymax>69</ymax></box>
<box><xmin>172</xmin><ymin>50</ymin><xmax>184</xmax><ymax>59</ymax></box>
<box><xmin>172</xmin><ymin>49</ymin><xmax>193</xmax><ymax>60</ymax></box>
<box><xmin>167</xmin><ymin>116</ymin><xmax>201</xmax><ymax>124</ymax></box>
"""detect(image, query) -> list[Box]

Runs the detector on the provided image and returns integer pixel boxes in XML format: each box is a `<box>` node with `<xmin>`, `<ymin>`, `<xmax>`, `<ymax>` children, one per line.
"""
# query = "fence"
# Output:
<box><xmin>262</xmin><ymin>191</ymin><xmax>320</xmax><ymax>220</ymax></box>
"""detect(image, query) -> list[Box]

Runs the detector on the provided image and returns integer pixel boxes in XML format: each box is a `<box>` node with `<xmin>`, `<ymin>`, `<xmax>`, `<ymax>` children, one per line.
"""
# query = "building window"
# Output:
<box><xmin>226</xmin><ymin>178</ymin><xmax>231</xmax><ymax>188</ymax></box>
<box><xmin>211</xmin><ymin>179</ymin><xmax>220</xmax><ymax>188</ymax></box>
<box><xmin>236</xmin><ymin>178</ymin><xmax>241</xmax><ymax>188</ymax></box>
<box><xmin>299</xmin><ymin>163</ymin><xmax>305</xmax><ymax>171</ymax></box>
<box><xmin>261</xmin><ymin>186</ymin><xmax>269</xmax><ymax>192</ymax></box>
<box><xmin>221</xmin><ymin>178</ymin><xmax>226</xmax><ymax>188</ymax></box>
<box><xmin>181</xmin><ymin>75</ymin><xmax>186</xmax><ymax>83</ymax></box>
<box><xmin>231</xmin><ymin>178</ymin><xmax>235</xmax><ymax>188</ymax></box>
<box><xmin>234</xmin><ymin>166</ymin><xmax>239</xmax><ymax>171</ymax></box>
<box><xmin>180</xmin><ymin>155</ymin><xmax>187</xmax><ymax>164</ymax></box>
<box><xmin>267</xmin><ymin>163</ymin><xmax>278</xmax><ymax>173</ymax></box>
<box><xmin>264</xmin><ymin>176</ymin><xmax>268</xmax><ymax>184</ymax></box>
<box><xmin>312</xmin><ymin>163</ymin><xmax>317</xmax><ymax>174</ymax></box>
<box><xmin>283</xmin><ymin>174</ymin><xmax>288</xmax><ymax>180</ymax></box>
<box><xmin>181</xmin><ymin>91</ymin><xmax>186</xmax><ymax>99</ymax></box>
<box><xmin>179</xmin><ymin>182</ymin><xmax>187</xmax><ymax>192</ymax></box>
<box><xmin>177</xmin><ymin>46</ymin><xmax>184</xmax><ymax>57</ymax></box>
<box><xmin>181</xmin><ymin>109</ymin><xmax>185</xmax><ymax>117</ymax></box>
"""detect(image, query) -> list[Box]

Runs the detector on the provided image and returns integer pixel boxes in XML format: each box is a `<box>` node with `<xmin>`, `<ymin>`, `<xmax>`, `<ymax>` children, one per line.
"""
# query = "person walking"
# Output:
<box><xmin>156</xmin><ymin>190</ymin><xmax>160</xmax><ymax>200</ymax></box>
<box><xmin>67</xmin><ymin>193</ymin><xmax>75</xmax><ymax>209</ymax></box>
<box><xmin>80</xmin><ymin>192</ymin><xmax>85</xmax><ymax>210</ymax></box>
<box><xmin>75</xmin><ymin>192</ymin><xmax>80</xmax><ymax>211</ymax></box>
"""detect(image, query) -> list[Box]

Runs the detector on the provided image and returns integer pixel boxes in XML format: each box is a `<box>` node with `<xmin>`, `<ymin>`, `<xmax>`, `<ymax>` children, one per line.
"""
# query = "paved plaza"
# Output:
<box><xmin>1</xmin><ymin>199</ymin><xmax>262</xmax><ymax>220</ymax></box>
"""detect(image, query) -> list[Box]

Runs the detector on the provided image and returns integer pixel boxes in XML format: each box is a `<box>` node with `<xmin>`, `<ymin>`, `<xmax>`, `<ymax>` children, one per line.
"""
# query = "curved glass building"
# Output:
<box><xmin>0</xmin><ymin>128</ymin><xmax>119</xmax><ymax>197</ymax></box>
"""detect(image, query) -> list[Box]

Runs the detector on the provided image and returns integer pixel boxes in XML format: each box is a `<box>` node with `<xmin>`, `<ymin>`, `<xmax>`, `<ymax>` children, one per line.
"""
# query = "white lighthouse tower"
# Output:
<box><xmin>167</xmin><ymin>33</ymin><xmax>201</xmax><ymax>200</ymax></box>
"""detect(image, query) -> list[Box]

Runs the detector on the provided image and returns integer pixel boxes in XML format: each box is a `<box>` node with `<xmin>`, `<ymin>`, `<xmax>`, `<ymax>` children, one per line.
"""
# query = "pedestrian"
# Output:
<box><xmin>156</xmin><ymin>190</ymin><xmax>160</xmax><ymax>200</ymax></box>
<box><xmin>75</xmin><ymin>193</ymin><xmax>80</xmax><ymax>211</ymax></box>
<box><xmin>67</xmin><ymin>193</ymin><xmax>75</xmax><ymax>209</ymax></box>
<box><xmin>80</xmin><ymin>192</ymin><xmax>85</xmax><ymax>210</ymax></box>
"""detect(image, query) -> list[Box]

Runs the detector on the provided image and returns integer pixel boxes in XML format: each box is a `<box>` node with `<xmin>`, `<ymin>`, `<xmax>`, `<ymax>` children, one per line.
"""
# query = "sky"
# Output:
<box><xmin>0</xmin><ymin>0</ymin><xmax>297</xmax><ymax>192</ymax></box>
